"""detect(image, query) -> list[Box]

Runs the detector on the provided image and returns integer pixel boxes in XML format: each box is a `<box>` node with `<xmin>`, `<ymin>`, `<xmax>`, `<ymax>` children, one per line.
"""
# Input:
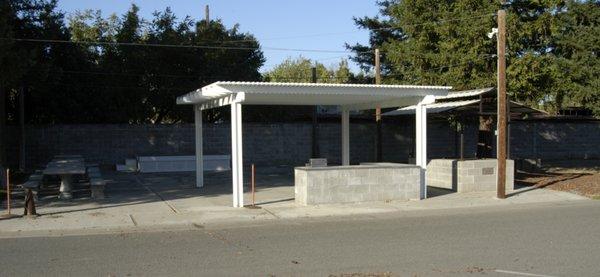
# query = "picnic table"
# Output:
<box><xmin>43</xmin><ymin>156</ymin><xmax>86</xmax><ymax>199</ymax></box>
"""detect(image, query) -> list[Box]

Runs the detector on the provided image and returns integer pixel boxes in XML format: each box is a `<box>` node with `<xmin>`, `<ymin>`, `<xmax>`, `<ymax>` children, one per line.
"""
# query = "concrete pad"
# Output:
<box><xmin>0</xmin><ymin>170</ymin><xmax>592</xmax><ymax>238</ymax></box>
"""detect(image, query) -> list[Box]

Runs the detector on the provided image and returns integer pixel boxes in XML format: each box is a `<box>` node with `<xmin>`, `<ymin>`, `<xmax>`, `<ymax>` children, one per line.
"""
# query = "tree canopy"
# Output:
<box><xmin>0</xmin><ymin>0</ymin><xmax>265</xmax><ymax>124</ymax></box>
<box><xmin>348</xmin><ymin>0</ymin><xmax>600</xmax><ymax>116</ymax></box>
<box><xmin>264</xmin><ymin>57</ymin><xmax>354</xmax><ymax>83</ymax></box>
<box><xmin>258</xmin><ymin>57</ymin><xmax>372</xmax><ymax>121</ymax></box>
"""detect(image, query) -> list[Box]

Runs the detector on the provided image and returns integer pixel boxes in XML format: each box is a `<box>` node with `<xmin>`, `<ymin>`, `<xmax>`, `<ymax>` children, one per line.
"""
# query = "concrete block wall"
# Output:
<box><xmin>5</xmin><ymin>123</ymin><xmax>381</xmax><ymax>169</ymax></box>
<box><xmin>426</xmin><ymin>159</ymin><xmax>456</xmax><ymax>190</ymax></box>
<box><xmin>427</xmin><ymin>159</ymin><xmax>514</xmax><ymax>192</ymax></box>
<box><xmin>510</xmin><ymin>121</ymin><xmax>600</xmax><ymax>160</ymax></box>
<box><xmin>295</xmin><ymin>164</ymin><xmax>421</xmax><ymax>205</ymax></box>
<box><xmin>4</xmin><ymin>120</ymin><xmax>599</xmax><ymax>170</ymax></box>
<box><xmin>457</xmin><ymin>159</ymin><xmax>514</xmax><ymax>192</ymax></box>
<box><xmin>381</xmin><ymin>119</ymin><xmax>478</xmax><ymax>163</ymax></box>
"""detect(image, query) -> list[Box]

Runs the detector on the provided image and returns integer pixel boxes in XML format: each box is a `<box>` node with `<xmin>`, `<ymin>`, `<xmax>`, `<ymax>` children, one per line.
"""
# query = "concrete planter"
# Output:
<box><xmin>427</xmin><ymin>159</ymin><xmax>514</xmax><ymax>192</ymax></box>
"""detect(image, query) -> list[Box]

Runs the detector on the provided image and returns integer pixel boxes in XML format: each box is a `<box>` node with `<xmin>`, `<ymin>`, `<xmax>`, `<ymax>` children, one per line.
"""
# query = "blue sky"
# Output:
<box><xmin>56</xmin><ymin>0</ymin><xmax>380</xmax><ymax>73</ymax></box>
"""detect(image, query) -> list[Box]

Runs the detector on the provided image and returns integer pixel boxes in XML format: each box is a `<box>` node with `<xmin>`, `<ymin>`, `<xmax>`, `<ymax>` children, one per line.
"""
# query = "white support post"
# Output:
<box><xmin>194</xmin><ymin>105</ymin><xmax>204</xmax><ymax>188</ymax></box>
<box><xmin>415</xmin><ymin>100</ymin><xmax>428</xmax><ymax>199</ymax></box>
<box><xmin>231</xmin><ymin>102</ymin><xmax>244</xmax><ymax>207</ymax></box>
<box><xmin>341</xmin><ymin>108</ymin><xmax>350</xmax><ymax>166</ymax></box>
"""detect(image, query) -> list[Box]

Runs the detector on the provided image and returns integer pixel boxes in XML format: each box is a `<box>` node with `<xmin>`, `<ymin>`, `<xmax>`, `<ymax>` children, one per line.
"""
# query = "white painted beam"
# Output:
<box><xmin>230</xmin><ymin>102</ymin><xmax>244</xmax><ymax>207</ymax></box>
<box><xmin>415</xmin><ymin>96</ymin><xmax>434</xmax><ymax>199</ymax></box>
<box><xmin>199</xmin><ymin>92</ymin><xmax>245</xmax><ymax>111</ymax></box>
<box><xmin>194</xmin><ymin>105</ymin><xmax>204</xmax><ymax>188</ymax></box>
<box><xmin>341</xmin><ymin>108</ymin><xmax>350</xmax><ymax>166</ymax></box>
<box><xmin>235</xmin><ymin>102</ymin><xmax>244</xmax><ymax>208</ymax></box>
<box><xmin>343</xmin><ymin>96</ymin><xmax>422</xmax><ymax>111</ymax></box>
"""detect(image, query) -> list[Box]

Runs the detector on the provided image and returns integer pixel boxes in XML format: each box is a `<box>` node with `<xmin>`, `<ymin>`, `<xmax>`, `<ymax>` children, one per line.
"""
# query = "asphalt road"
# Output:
<box><xmin>1</xmin><ymin>201</ymin><xmax>599</xmax><ymax>277</ymax></box>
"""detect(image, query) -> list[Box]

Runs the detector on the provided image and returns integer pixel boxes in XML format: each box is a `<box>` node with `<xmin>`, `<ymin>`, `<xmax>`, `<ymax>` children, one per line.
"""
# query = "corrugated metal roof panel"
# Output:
<box><xmin>383</xmin><ymin>100</ymin><xmax>480</xmax><ymax>116</ymax></box>
<box><xmin>436</xmin><ymin>87</ymin><xmax>494</xmax><ymax>100</ymax></box>
<box><xmin>177</xmin><ymin>81</ymin><xmax>452</xmax><ymax>109</ymax></box>
<box><xmin>213</xmin><ymin>81</ymin><xmax>452</xmax><ymax>91</ymax></box>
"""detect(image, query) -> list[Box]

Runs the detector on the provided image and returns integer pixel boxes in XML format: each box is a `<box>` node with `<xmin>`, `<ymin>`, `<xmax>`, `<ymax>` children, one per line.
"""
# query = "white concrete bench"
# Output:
<box><xmin>137</xmin><ymin>155</ymin><xmax>231</xmax><ymax>173</ymax></box>
<box><xmin>90</xmin><ymin>178</ymin><xmax>106</xmax><ymax>199</ymax></box>
<box><xmin>86</xmin><ymin>166</ymin><xmax>105</xmax><ymax>199</ymax></box>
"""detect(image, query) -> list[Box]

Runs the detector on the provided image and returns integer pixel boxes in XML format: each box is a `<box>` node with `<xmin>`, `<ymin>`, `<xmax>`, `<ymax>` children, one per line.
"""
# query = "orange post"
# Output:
<box><xmin>251</xmin><ymin>164</ymin><xmax>256</xmax><ymax>207</ymax></box>
<box><xmin>5</xmin><ymin>169</ymin><xmax>10</xmax><ymax>215</ymax></box>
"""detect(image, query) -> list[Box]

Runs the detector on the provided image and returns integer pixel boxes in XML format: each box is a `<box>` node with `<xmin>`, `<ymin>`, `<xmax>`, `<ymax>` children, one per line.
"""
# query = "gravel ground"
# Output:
<box><xmin>517</xmin><ymin>168</ymin><xmax>600</xmax><ymax>199</ymax></box>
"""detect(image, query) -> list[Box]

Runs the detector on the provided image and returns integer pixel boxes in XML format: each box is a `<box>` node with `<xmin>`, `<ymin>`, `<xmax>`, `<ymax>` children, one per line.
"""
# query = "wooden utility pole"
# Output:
<box><xmin>311</xmin><ymin>67</ymin><xmax>319</xmax><ymax>158</ymax></box>
<box><xmin>496</xmin><ymin>6</ymin><xmax>507</xmax><ymax>199</ymax></box>
<box><xmin>375</xmin><ymin>48</ymin><xmax>382</xmax><ymax>162</ymax></box>
<box><xmin>205</xmin><ymin>5</ymin><xmax>210</xmax><ymax>28</ymax></box>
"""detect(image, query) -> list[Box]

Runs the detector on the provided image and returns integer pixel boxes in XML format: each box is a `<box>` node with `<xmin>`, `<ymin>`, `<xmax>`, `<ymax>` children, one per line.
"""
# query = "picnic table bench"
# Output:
<box><xmin>86</xmin><ymin>166</ymin><xmax>106</xmax><ymax>199</ymax></box>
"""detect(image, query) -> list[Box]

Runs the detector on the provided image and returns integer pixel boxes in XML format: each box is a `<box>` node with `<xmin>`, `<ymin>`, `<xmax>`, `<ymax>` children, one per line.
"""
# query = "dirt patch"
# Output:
<box><xmin>516</xmin><ymin>171</ymin><xmax>600</xmax><ymax>198</ymax></box>
<box><xmin>328</xmin><ymin>273</ymin><xmax>392</xmax><ymax>277</ymax></box>
<box><xmin>88</xmin><ymin>212</ymin><xmax>106</xmax><ymax>217</ymax></box>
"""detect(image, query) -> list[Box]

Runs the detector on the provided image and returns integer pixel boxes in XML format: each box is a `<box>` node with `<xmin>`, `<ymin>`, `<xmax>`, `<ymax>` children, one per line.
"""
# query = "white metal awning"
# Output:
<box><xmin>383</xmin><ymin>99</ymin><xmax>480</xmax><ymax>116</ymax></box>
<box><xmin>176</xmin><ymin>81</ymin><xmax>451</xmax><ymax>208</ymax></box>
<box><xmin>177</xmin><ymin>81</ymin><xmax>451</xmax><ymax>110</ymax></box>
<box><xmin>435</xmin><ymin>87</ymin><xmax>494</xmax><ymax>100</ymax></box>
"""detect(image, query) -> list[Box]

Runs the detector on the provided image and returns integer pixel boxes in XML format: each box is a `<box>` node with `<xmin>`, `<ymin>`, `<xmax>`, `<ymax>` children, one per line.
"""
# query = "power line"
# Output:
<box><xmin>183</xmin><ymin>12</ymin><xmax>497</xmax><ymax>44</ymax></box>
<box><xmin>314</xmin><ymin>54</ymin><xmax>352</xmax><ymax>62</ymax></box>
<box><xmin>0</xmin><ymin>37</ymin><xmax>356</xmax><ymax>53</ymax></box>
<box><xmin>0</xmin><ymin>12</ymin><xmax>496</xmax><ymax>50</ymax></box>
<box><xmin>370</xmin><ymin>13</ymin><xmax>496</xmax><ymax>33</ymax></box>
<box><xmin>31</xmin><ymin>69</ymin><xmax>358</xmax><ymax>81</ymax></box>
<box><xmin>384</xmin><ymin>55</ymin><xmax>496</xmax><ymax>77</ymax></box>
<box><xmin>48</xmin><ymin>70</ymin><xmax>200</xmax><ymax>79</ymax></box>
<box><xmin>35</xmin><ymin>75</ymin><xmax>356</xmax><ymax>88</ymax></box>
<box><xmin>24</xmin><ymin>53</ymin><xmax>496</xmax><ymax>82</ymax></box>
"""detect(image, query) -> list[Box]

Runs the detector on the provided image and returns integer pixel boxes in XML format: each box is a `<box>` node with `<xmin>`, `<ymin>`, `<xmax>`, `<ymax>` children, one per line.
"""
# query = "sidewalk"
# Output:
<box><xmin>0</xmin><ymin>180</ymin><xmax>593</xmax><ymax>237</ymax></box>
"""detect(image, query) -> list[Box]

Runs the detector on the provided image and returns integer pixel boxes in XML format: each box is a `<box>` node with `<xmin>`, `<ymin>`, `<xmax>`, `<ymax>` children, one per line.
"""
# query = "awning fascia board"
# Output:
<box><xmin>342</xmin><ymin>96</ymin><xmax>425</xmax><ymax>111</ymax></box>
<box><xmin>177</xmin><ymin>82</ymin><xmax>451</xmax><ymax>110</ymax></box>
<box><xmin>198</xmin><ymin>92</ymin><xmax>245</xmax><ymax>111</ymax></box>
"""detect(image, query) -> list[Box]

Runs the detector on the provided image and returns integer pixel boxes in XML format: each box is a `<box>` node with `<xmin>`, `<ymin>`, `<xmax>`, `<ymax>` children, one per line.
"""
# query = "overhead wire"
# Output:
<box><xmin>171</xmin><ymin>12</ymin><xmax>498</xmax><ymax>44</ymax></box>
<box><xmin>2</xmin><ymin>11</ymin><xmax>501</xmax><ymax>87</ymax></box>
<box><xmin>0</xmin><ymin>11</ymin><xmax>497</xmax><ymax>52</ymax></box>
<box><xmin>33</xmin><ymin>55</ymin><xmax>496</xmax><ymax>90</ymax></box>
<box><xmin>0</xmin><ymin>37</ymin><xmax>356</xmax><ymax>53</ymax></box>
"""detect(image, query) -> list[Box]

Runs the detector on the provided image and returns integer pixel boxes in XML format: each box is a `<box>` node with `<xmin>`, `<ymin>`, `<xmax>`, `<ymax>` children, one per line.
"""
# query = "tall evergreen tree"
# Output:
<box><xmin>349</xmin><ymin>0</ymin><xmax>599</xmax><ymax>116</ymax></box>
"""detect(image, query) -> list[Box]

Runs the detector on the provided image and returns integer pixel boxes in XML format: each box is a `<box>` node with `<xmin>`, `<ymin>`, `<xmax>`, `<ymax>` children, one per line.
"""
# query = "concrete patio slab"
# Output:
<box><xmin>0</xmin><ymin>170</ymin><xmax>591</xmax><ymax>238</ymax></box>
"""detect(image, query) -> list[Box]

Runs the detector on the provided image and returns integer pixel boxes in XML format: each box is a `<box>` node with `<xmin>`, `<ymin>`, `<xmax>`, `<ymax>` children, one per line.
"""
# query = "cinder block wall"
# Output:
<box><xmin>295</xmin><ymin>165</ymin><xmax>421</xmax><ymax>205</ymax></box>
<box><xmin>456</xmin><ymin>159</ymin><xmax>515</xmax><ymax>192</ymax></box>
<box><xmin>427</xmin><ymin>159</ymin><xmax>515</xmax><ymax>192</ymax></box>
<box><xmin>4</xmin><ymin>120</ymin><xmax>599</xmax><ymax>169</ymax></box>
<box><xmin>426</xmin><ymin>159</ymin><xmax>456</xmax><ymax>190</ymax></box>
<box><xmin>510</xmin><ymin>121</ymin><xmax>600</xmax><ymax>160</ymax></box>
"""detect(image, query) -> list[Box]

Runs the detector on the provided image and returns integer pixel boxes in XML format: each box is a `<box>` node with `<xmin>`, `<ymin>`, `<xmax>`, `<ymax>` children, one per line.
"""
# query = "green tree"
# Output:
<box><xmin>0</xmin><ymin>0</ymin><xmax>93</xmax><ymax>123</ymax></box>
<box><xmin>255</xmin><ymin>57</ymin><xmax>359</xmax><ymax>122</ymax></box>
<box><xmin>349</xmin><ymin>0</ymin><xmax>600</xmax><ymax>116</ymax></box>
<box><xmin>264</xmin><ymin>57</ymin><xmax>354</xmax><ymax>83</ymax></box>
<box><xmin>1</xmin><ymin>2</ymin><xmax>265</xmax><ymax>124</ymax></box>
